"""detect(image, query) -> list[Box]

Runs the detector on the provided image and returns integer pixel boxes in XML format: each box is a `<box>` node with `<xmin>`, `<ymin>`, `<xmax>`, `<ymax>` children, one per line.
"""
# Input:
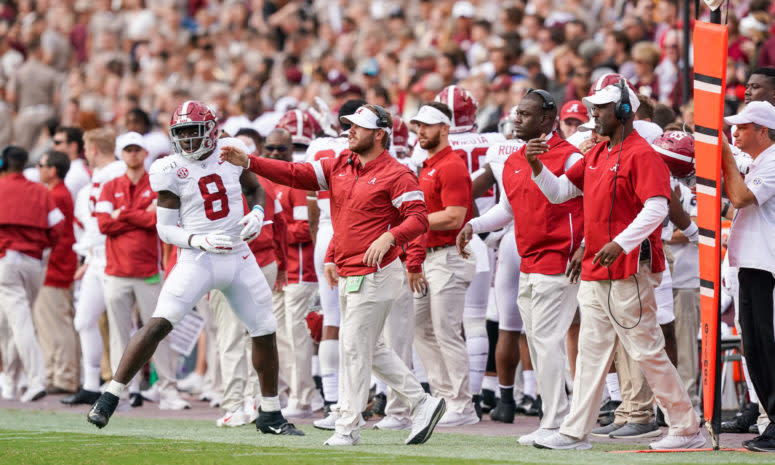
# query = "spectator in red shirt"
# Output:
<box><xmin>32</xmin><ymin>150</ymin><xmax>79</xmax><ymax>394</ymax></box>
<box><xmin>96</xmin><ymin>132</ymin><xmax>187</xmax><ymax>410</ymax></box>
<box><xmin>219</xmin><ymin>104</ymin><xmax>445</xmax><ymax>447</ymax></box>
<box><xmin>0</xmin><ymin>145</ymin><xmax>63</xmax><ymax>402</ymax></box>
<box><xmin>527</xmin><ymin>75</ymin><xmax>702</xmax><ymax>450</ymax></box>
<box><xmin>411</xmin><ymin>102</ymin><xmax>478</xmax><ymax>427</ymax></box>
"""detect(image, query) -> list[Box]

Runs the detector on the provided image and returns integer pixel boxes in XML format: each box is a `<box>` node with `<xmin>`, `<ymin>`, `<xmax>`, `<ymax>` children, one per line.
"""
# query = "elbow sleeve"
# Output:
<box><xmin>156</xmin><ymin>207</ymin><xmax>191</xmax><ymax>249</ymax></box>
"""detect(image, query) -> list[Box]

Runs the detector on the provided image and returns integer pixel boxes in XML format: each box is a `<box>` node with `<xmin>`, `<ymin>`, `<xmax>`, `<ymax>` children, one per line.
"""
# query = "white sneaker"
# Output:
<box><xmin>208</xmin><ymin>393</ymin><xmax>222</xmax><ymax>408</ymax></box>
<box><xmin>436</xmin><ymin>409</ymin><xmax>480</xmax><ymax>427</ymax></box>
<box><xmin>518</xmin><ymin>427</ymin><xmax>558</xmax><ymax>446</ymax></box>
<box><xmin>649</xmin><ymin>431</ymin><xmax>706</xmax><ymax>450</ymax></box>
<box><xmin>0</xmin><ymin>373</ymin><xmax>16</xmax><ymax>400</ymax></box>
<box><xmin>160</xmin><ymin>393</ymin><xmax>191</xmax><ymax>410</ymax></box>
<box><xmin>324</xmin><ymin>430</ymin><xmax>360</xmax><ymax>446</ymax></box>
<box><xmin>534</xmin><ymin>432</ymin><xmax>591</xmax><ymax>450</ymax></box>
<box><xmin>141</xmin><ymin>384</ymin><xmax>160</xmax><ymax>403</ymax></box>
<box><xmin>406</xmin><ymin>395</ymin><xmax>446</xmax><ymax>445</ymax></box>
<box><xmin>20</xmin><ymin>384</ymin><xmax>46</xmax><ymax>403</ymax></box>
<box><xmin>314</xmin><ymin>411</ymin><xmax>339</xmax><ymax>430</ymax></box>
<box><xmin>244</xmin><ymin>397</ymin><xmax>258</xmax><ymax>424</ymax></box>
<box><xmin>217</xmin><ymin>408</ymin><xmax>248</xmax><ymax>427</ymax></box>
<box><xmin>282</xmin><ymin>406</ymin><xmax>313</xmax><ymax>419</ymax></box>
<box><xmin>177</xmin><ymin>372</ymin><xmax>205</xmax><ymax>394</ymax></box>
<box><xmin>374</xmin><ymin>415</ymin><xmax>412</xmax><ymax>430</ymax></box>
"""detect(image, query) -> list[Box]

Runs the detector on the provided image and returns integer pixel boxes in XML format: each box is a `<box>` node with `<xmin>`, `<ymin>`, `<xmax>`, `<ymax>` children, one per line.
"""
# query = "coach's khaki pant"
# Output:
<box><xmin>414</xmin><ymin>247</ymin><xmax>476</xmax><ymax>414</ymax></box>
<box><xmin>211</xmin><ymin>262</ymin><xmax>277</xmax><ymax>412</ymax></box>
<box><xmin>673</xmin><ymin>287</ymin><xmax>700</xmax><ymax>406</ymax></box>
<box><xmin>273</xmin><ymin>281</ymin><xmax>318</xmax><ymax>410</ymax></box>
<box><xmin>613</xmin><ymin>341</ymin><xmax>655</xmax><ymax>424</ymax></box>
<box><xmin>560</xmin><ymin>262</ymin><xmax>699</xmax><ymax>439</ymax></box>
<box><xmin>336</xmin><ymin>259</ymin><xmax>427</xmax><ymax>434</ymax></box>
<box><xmin>382</xmin><ymin>282</ymin><xmax>415</xmax><ymax>421</ymax></box>
<box><xmin>518</xmin><ymin>272</ymin><xmax>578</xmax><ymax>429</ymax></box>
<box><xmin>32</xmin><ymin>286</ymin><xmax>79</xmax><ymax>391</ymax></box>
<box><xmin>103</xmin><ymin>275</ymin><xmax>176</xmax><ymax>399</ymax></box>
<box><xmin>0</xmin><ymin>251</ymin><xmax>46</xmax><ymax>390</ymax></box>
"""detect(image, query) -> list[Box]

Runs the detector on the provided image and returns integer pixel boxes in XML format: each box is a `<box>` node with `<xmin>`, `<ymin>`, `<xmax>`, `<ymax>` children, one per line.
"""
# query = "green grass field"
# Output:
<box><xmin>0</xmin><ymin>409</ymin><xmax>769</xmax><ymax>465</ymax></box>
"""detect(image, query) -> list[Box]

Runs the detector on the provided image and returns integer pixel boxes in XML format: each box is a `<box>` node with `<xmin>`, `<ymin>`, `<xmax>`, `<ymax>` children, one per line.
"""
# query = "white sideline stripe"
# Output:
<box><xmin>694</xmin><ymin>132</ymin><xmax>718</xmax><ymax>145</ymax></box>
<box><xmin>700</xmin><ymin>287</ymin><xmax>714</xmax><ymax>298</ymax></box>
<box><xmin>694</xmin><ymin>80</ymin><xmax>722</xmax><ymax>94</ymax></box>
<box><xmin>696</xmin><ymin>184</ymin><xmax>716</xmax><ymax>197</ymax></box>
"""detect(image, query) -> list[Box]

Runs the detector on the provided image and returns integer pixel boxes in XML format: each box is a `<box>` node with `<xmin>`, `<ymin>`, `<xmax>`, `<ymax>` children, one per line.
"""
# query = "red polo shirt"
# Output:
<box><xmin>273</xmin><ymin>182</ymin><xmax>317</xmax><ymax>284</ymax></box>
<box><xmin>564</xmin><ymin>131</ymin><xmax>670</xmax><ymax>281</ymax></box>
<box><xmin>248</xmin><ymin>177</ymin><xmax>288</xmax><ymax>270</ymax></box>
<box><xmin>96</xmin><ymin>172</ymin><xmax>160</xmax><ymax>278</ymax></box>
<box><xmin>45</xmin><ymin>181</ymin><xmax>77</xmax><ymax>288</ymax></box>
<box><xmin>418</xmin><ymin>146</ymin><xmax>473</xmax><ymax>248</ymax></box>
<box><xmin>504</xmin><ymin>133</ymin><xmax>584</xmax><ymax>275</ymax></box>
<box><xmin>0</xmin><ymin>173</ymin><xmax>61</xmax><ymax>259</ymax></box>
<box><xmin>246</xmin><ymin>150</ymin><xmax>428</xmax><ymax>277</ymax></box>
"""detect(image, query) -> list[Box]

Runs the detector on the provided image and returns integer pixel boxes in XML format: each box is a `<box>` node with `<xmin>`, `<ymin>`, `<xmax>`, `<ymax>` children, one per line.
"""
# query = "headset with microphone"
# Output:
<box><xmin>614</xmin><ymin>78</ymin><xmax>633</xmax><ymax>122</ymax></box>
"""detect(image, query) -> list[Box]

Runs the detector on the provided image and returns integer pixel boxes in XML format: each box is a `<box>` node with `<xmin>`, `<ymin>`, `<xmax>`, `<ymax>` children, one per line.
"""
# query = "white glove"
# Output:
<box><xmin>190</xmin><ymin>231</ymin><xmax>234</xmax><ymax>254</ymax></box>
<box><xmin>308</xmin><ymin>96</ymin><xmax>338</xmax><ymax>137</ymax></box>
<box><xmin>239</xmin><ymin>205</ymin><xmax>265</xmax><ymax>242</ymax></box>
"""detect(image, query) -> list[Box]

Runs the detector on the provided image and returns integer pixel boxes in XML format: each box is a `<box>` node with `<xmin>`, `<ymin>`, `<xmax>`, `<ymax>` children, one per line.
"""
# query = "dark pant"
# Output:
<box><xmin>738</xmin><ymin>268</ymin><xmax>775</xmax><ymax>425</ymax></box>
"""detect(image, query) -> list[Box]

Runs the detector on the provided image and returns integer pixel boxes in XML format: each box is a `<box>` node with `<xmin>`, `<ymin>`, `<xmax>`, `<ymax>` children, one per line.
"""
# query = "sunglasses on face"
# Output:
<box><xmin>264</xmin><ymin>145</ymin><xmax>289</xmax><ymax>153</ymax></box>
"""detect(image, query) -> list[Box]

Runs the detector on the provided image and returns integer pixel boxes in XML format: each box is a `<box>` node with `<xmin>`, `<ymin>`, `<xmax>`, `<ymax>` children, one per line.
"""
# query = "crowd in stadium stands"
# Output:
<box><xmin>0</xmin><ymin>0</ymin><xmax>774</xmax><ymax>453</ymax></box>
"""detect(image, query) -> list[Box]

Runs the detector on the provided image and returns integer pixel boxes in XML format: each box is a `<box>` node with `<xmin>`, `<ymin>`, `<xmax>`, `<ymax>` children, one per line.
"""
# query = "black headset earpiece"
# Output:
<box><xmin>614</xmin><ymin>78</ymin><xmax>632</xmax><ymax>122</ymax></box>
<box><xmin>526</xmin><ymin>88</ymin><xmax>556</xmax><ymax>111</ymax></box>
<box><xmin>372</xmin><ymin>105</ymin><xmax>390</xmax><ymax>128</ymax></box>
<box><xmin>0</xmin><ymin>146</ymin><xmax>9</xmax><ymax>170</ymax></box>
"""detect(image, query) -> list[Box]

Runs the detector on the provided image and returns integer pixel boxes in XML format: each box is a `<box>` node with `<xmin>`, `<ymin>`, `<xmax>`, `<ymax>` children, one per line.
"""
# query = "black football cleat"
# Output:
<box><xmin>373</xmin><ymin>393</ymin><xmax>387</xmax><ymax>417</ymax></box>
<box><xmin>87</xmin><ymin>392</ymin><xmax>119</xmax><ymax>429</ymax></box>
<box><xmin>255</xmin><ymin>408</ymin><xmax>305</xmax><ymax>436</ymax></box>
<box><xmin>129</xmin><ymin>392</ymin><xmax>143</xmax><ymax>408</ymax></box>
<box><xmin>490</xmin><ymin>399</ymin><xmax>516</xmax><ymax>423</ymax></box>
<box><xmin>61</xmin><ymin>388</ymin><xmax>100</xmax><ymax>406</ymax></box>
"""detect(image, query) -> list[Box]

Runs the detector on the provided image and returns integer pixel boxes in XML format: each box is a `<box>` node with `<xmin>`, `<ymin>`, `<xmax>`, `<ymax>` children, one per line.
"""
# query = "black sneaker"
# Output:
<box><xmin>599</xmin><ymin>411</ymin><xmax>616</xmax><ymax>427</ymax></box>
<box><xmin>515</xmin><ymin>394</ymin><xmax>535</xmax><ymax>415</ymax></box>
<box><xmin>255</xmin><ymin>408</ymin><xmax>305</xmax><ymax>436</ymax></box>
<box><xmin>87</xmin><ymin>392</ymin><xmax>119</xmax><ymax>429</ymax></box>
<box><xmin>480</xmin><ymin>389</ymin><xmax>496</xmax><ymax>414</ymax></box>
<box><xmin>743</xmin><ymin>423</ymin><xmax>775</xmax><ymax>452</ymax></box>
<box><xmin>749</xmin><ymin>424</ymin><xmax>760</xmax><ymax>434</ymax></box>
<box><xmin>598</xmin><ymin>399</ymin><xmax>622</xmax><ymax>418</ymax></box>
<box><xmin>721</xmin><ymin>403</ymin><xmax>759</xmax><ymax>433</ymax></box>
<box><xmin>373</xmin><ymin>393</ymin><xmax>387</xmax><ymax>417</ymax></box>
<box><xmin>490</xmin><ymin>399</ymin><xmax>516</xmax><ymax>423</ymax></box>
<box><xmin>472</xmin><ymin>395</ymin><xmax>482</xmax><ymax>420</ymax></box>
<box><xmin>129</xmin><ymin>392</ymin><xmax>143</xmax><ymax>408</ymax></box>
<box><xmin>525</xmin><ymin>396</ymin><xmax>542</xmax><ymax>417</ymax></box>
<box><xmin>61</xmin><ymin>389</ymin><xmax>100</xmax><ymax>406</ymax></box>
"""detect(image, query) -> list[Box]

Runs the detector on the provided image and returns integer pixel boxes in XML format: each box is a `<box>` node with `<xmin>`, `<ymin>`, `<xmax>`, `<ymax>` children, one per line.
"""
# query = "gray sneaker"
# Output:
<box><xmin>609</xmin><ymin>422</ymin><xmax>661</xmax><ymax>438</ymax></box>
<box><xmin>590</xmin><ymin>422</ymin><xmax>624</xmax><ymax>437</ymax></box>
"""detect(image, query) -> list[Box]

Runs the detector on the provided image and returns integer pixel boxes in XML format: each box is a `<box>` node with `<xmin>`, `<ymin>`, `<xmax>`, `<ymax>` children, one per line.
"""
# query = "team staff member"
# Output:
<box><xmin>96</xmin><ymin>132</ymin><xmax>187</xmax><ymax>410</ymax></box>
<box><xmin>220</xmin><ymin>104</ymin><xmax>446</xmax><ymax>447</ymax></box>
<box><xmin>527</xmin><ymin>75</ymin><xmax>703</xmax><ymax>450</ymax></box>
<box><xmin>721</xmin><ymin>101</ymin><xmax>775</xmax><ymax>453</ymax></box>
<box><xmin>458</xmin><ymin>89</ymin><xmax>583</xmax><ymax>445</ymax></box>
<box><xmin>411</xmin><ymin>102</ymin><xmax>478</xmax><ymax>427</ymax></box>
<box><xmin>33</xmin><ymin>150</ymin><xmax>79</xmax><ymax>393</ymax></box>
<box><xmin>0</xmin><ymin>146</ymin><xmax>63</xmax><ymax>402</ymax></box>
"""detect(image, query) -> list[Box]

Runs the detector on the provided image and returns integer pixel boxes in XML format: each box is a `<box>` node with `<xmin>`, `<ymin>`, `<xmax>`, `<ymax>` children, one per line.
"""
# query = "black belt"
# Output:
<box><xmin>426</xmin><ymin>244</ymin><xmax>455</xmax><ymax>253</ymax></box>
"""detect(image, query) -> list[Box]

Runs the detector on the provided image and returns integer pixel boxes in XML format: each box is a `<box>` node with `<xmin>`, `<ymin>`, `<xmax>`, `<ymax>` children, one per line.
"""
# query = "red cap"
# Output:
<box><xmin>560</xmin><ymin>100</ymin><xmax>589</xmax><ymax>123</ymax></box>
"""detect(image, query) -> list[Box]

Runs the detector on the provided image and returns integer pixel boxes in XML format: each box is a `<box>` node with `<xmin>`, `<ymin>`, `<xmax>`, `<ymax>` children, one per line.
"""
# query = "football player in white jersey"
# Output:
<box><xmin>411</xmin><ymin>85</ymin><xmax>506</xmax><ymax>415</ymax></box>
<box><xmin>87</xmin><ymin>101</ymin><xmax>303</xmax><ymax>436</ymax></box>
<box><xmin>304</xmin><ymin>99</ymin><xmax>366</xmax><ymax>427</ymax></box>
<box><xmin>62</xmin><ymin>128</ymin><xmax>127</xmax><ymax>407</ymax></box>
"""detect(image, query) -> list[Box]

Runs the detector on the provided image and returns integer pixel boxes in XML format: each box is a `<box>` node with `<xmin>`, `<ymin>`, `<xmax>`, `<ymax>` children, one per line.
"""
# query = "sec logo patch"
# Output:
<box><xmin>177</xmin><ymin>167</ymin><xmax>189</xmax><ymax>179</ymax></box>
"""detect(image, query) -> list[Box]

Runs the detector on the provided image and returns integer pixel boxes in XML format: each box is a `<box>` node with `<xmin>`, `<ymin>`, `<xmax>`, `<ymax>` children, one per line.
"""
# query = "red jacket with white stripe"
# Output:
<box><xmin>96</xmin><ymin>173</ymin><xmax>161</xmax><ymax>278</ymax></box>
<box><xmin>0</xmin><ymin>173</ymin><xmax>62</xmax><ymax>259</ymax></box>
<box><xmin>248</xmin><ymin>178</ymin><xmax>288</xmax><ymax>271</ymax></box>
<box><xmin>45</xmin><ymin>181</ymin><xmax>77</xmax><ymax>288</ymax></box>
<box><xmin>273</xmin><ymin>182</ymin><xmax>316</xmax><ymax>284</ymax></box>
<box><xmin>247</xmin><ymin>150</ymin><xmax>428</xmax><ymax>277</ymax></box>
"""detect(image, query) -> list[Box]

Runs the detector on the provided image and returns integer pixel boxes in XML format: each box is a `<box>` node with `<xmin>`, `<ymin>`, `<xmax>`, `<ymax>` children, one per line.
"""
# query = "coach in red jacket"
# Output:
<box><xmin>96</xmin><ymin>132</ymin><xmax>182</xmax><ymax>409</ymax></box>
<box><xmin>33</xmin><ymin>150</ymin><xmax>79</xmax><ymax>394</ymax></box>
<box><xmin>0</xmin><ymin>146</ymin><xmax>63</xmax><ymax>402</ymax></box>
<box><xmin>220</xmin><ymin>104</ymin><xmax>446</xmax><ymax>447</ymax></box>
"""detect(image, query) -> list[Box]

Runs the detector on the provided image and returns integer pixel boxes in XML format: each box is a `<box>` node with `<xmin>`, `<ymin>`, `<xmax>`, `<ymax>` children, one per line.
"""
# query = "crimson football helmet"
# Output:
<box><xmin>652</xmin><ymin>131</ymin><xmax>695</xmax><ymax>179</ymax></box>
<box><xmin>588</xmin><ymin>72</ymin><xmax>636</xmax><ymax>96</ymax></box>
<box><xmin>169</xmin><ymin>101</ymin><xmax>219</xmax><ymax>160</ymax></box>
<box><xmin>276</xmin><ymin>109</ymin><xmax>320</xmax><ymax>146</ymax></box>
<box><xmin>435</xmin><ymin>85</ymin><xmax>478</xmax><ymax>133</ymax></box>
<box><xmin>392</xmin><ymin>115</ymin><xmax>410</xmax><ymax>157</ymax></box>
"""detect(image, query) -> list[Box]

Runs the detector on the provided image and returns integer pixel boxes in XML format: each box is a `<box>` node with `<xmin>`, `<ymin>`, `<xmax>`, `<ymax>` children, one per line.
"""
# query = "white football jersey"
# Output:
<box><xmin>304</xmin><ymin>136</ymin><xmax>350</xmax><ymax>226</ymax></box>
<box><xmin>149</xmin><ymin>138</ymin><xmax>250</xmax><ymax>248</ymax></box>
<box><xmin>75</xmin><ymin>160</ymin><xmax>126</xmax><ymax>262</ymax></box>
<box><xmin>484</xmin><ymin>139</ymin><xmax>525</xmax><ymax>195</ymax></box>
<box><xmin>410</xmin><ymin>131</ymin><xmax>506</xmax><ymax>174</ymax></box>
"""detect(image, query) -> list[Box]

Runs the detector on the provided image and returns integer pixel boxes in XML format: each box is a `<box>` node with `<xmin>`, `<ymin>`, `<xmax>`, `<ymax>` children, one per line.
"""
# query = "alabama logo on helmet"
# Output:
<box><xmin>392</xmin><ymin>115</ymin><xmax>410</xmax><ymax>157</ymax></box>
<box><xmin>169</xmin><ymin>101</ymin><xmax>219</xmax><ymax>161</ymax></box>
<box><xmin>435</xmin><ymin>85</ymin><xmax>478</xmax><ymax>133</ymax></box>
<box><xmin>276</xmin><ymin>110</ymin><xmax>320</xmax><ymax>146</ymax></box>
<box><xmin>652</xmin><ymin>131</ymin><xmax>695</xmax><ymax>179</ymax></box>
